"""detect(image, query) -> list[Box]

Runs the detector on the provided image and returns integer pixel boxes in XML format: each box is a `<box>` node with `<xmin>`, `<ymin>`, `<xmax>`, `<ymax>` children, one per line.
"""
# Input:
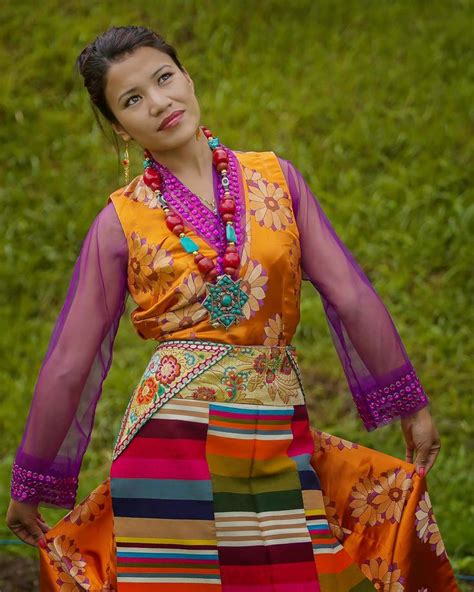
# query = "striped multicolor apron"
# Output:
<box><xmin>109</xmin><ymin>340</ymin><xmax>372</xmax><ymax>591</ymax></box>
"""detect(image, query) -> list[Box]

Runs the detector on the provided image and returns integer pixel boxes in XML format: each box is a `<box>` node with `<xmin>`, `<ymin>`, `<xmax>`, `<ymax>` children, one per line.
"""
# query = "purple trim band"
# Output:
<box><xmin>356</xmin><ymin>369</ymin><xmax>430</xmax><ymax>431</ymax></box>
<box><xmin>11</xmin><ymin>463</ymin><xmax>78</xmax><ymax>509</ymax></box>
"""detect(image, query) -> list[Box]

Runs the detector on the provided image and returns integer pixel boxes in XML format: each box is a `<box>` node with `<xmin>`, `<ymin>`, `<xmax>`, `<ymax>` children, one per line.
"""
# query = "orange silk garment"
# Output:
<box><xmin>108</xmin><ymin>150</ymin><xmax>302</xmax><ymax>345</ymax></box>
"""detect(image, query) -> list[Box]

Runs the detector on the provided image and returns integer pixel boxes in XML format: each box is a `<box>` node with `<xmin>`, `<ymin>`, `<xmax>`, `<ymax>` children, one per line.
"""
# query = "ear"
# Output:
<box><xmin>112</xmin><ymin>122</ymin><xmax>132</xmax><ymax>143</ymax></box>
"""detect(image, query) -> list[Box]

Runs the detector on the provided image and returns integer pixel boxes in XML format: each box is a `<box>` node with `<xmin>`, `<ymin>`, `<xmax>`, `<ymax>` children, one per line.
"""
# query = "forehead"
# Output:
<box><xmin>105</xmin><ymin>46</ymin><xmax>175</xmax><ymax>99</ymax></box>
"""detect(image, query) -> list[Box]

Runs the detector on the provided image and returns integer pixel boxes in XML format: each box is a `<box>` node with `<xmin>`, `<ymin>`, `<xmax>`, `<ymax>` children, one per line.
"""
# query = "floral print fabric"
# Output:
<box><xmin>310</xmin><ymin>429</ymin><xmax>458</xmax><ymax>591</ymax></box>
<box><xmin>39</xmin><ymin>429</ymin><xmax>458</xmax><ymax>591</ymax></box>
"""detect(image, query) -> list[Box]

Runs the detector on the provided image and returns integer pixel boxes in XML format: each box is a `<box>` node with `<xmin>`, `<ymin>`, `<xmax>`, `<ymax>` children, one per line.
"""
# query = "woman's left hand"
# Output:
<box><xmin>400</xmin><ymin>406</ymin><xmax>441</xmax><ymax>477</ymax></box>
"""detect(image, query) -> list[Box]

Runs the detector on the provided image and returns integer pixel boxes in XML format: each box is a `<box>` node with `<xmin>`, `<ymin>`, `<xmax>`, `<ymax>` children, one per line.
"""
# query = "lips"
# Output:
<box><xmin>158</xmin><ymin>110</ymin><xmax>185</xmax><ymax>130</ymax></box>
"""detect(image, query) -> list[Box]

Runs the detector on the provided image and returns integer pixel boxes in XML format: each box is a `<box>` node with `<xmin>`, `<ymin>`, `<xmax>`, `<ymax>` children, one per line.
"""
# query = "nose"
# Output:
<box><xmin>148</xmin><ymin>90</ymin><xmax>172</xmax><ymax>116</ymax></box>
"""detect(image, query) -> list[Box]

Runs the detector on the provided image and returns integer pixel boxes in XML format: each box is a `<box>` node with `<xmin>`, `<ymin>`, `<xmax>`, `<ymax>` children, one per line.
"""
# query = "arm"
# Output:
<box><xmin>10</xmin><ymin>202</ymin><xmax>128</xmax><ymax>509</ymax></box>
<box><xmin>278</xmin><ymin>156</ymin><xmax>430</xmax><ymax>431</ymax></box>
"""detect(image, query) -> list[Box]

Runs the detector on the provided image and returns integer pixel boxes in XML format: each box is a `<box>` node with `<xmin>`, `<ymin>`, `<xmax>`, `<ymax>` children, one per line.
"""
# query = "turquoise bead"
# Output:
<box><xmin>208</xmin><ymin>138</ymin><xmax>219</xmax><ymax>149</ymax></box>
<box><xmin>180</xmin><ymin>236</ymin><xmax>199</xmax><ymax>253</ymax></box>
<box><xmin>226</xmin><ymin>224</ymin><xmax>237</xmax><ymax>242</ymax></box>
<box><xmin>222</xmin><ymin>295</ymin><xmax>232</xmax><ymax>306</ymax></box>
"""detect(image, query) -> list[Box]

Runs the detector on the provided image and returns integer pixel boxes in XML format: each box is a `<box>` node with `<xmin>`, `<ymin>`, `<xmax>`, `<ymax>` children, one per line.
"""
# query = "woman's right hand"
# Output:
<box><xmin>6</xmin><ymin>499</ymin><xmax>50</xmax><ymax>547</ymax></box>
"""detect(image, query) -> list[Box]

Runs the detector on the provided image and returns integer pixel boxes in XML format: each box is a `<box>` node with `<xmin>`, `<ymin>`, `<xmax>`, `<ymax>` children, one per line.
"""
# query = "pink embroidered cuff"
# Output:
<box><xmin>355</xmin><ymin>369</ymin><xmax>430</xmax><ymax>431</ymax></box>
<box><xmin>10</xmin><ymin>462</ymin><xmax>78</xmax><ymax>509</ymax></box>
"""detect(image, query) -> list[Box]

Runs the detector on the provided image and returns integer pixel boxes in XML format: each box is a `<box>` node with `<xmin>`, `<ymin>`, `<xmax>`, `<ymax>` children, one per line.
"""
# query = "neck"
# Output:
<box><xmin>150</xmin><ymin>128</ymin><xmax>212</xmax><ymax>178</ymax></box>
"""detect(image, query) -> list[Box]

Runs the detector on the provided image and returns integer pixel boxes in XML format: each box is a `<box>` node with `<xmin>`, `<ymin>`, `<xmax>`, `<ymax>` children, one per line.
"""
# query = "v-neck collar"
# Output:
<box><xmin>154</xmin><ymin>148</ymin><xmax>247</xmax><ymax>259</ymax></box>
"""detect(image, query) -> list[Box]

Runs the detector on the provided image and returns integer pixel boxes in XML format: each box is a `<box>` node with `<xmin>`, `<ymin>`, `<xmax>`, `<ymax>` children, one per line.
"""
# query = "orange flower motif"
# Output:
<box><xmin>240</xmin><ymin>259</ymin><xmax>268</xmax><ymax>319</ymax></box>
<box><xmin>173</xmin><ymin>272</ymin><xmax>206</xmax><ymax>306</ymax></box>
<box><xmin>240</xmin><ymin>214</ymin><xmax>252</xmax><ymax>267</ymax></box>
<box><xmin>248</xmin><ymin>178</ymin><xmax>293</xmax><ymax>231</ymax></box>
<box><xmin>46</xmin><ymin>535</ymin><xmax>90</xmax><ymax>591</ymax></box>
<box><xmin>128</xmin><ymin>232</ymin><xmax>174</xmax><ymax>293</ymax></box>
<box><xmin>323</xmin><ymin>495</ymin><xmax>345</xmax><ymax>541</ymax></box>
<box><xmin>360</xmin><ymin>557</ymin><xmax>405</xmax><ymax>591</ymax></box>
<box><xmin>415</xmin><ymin>492</ymin><xmax>446</xmax><ymax>558</ymax></box>
<box><xmin>159</xmin><ymin>302</ymin><xmax>208</xmax><ymax>333</ymax></box>
<box><xmin>136</xmin><ymin>377</ymin><xmax>158</xmax><ymax>404</ymax></box>
<box><xmin>349</xmin><ymin>477</ymin><xmax>381</xmax><ymax>526</ymax></box>
<box><xmin>263</xmin><ymin>313</ymin><xmax>286</xmax><ymax>346</ymax></box>
<box><xmin>371</xmin><ymin>468</ymin><xmax>413</xmax><ymax>524</ymax></box>
<box><xmin>65</xmin><ymin>482</ymin><xmax>109</xmax><ymax>526</ymax></box>
<box><xmin>313</xmin><ymin>429</ymin><xmax>359</xmax><ymax>453</ymax></box>
<box><xmin>129</xmin><ymin>175</ymin><xmax>162</xmax><ymax>209</ymax></box>
<box><xmin>243</xmin><ymin>166</ymin><xmax>263</xmax><ymax>184</ymax></box>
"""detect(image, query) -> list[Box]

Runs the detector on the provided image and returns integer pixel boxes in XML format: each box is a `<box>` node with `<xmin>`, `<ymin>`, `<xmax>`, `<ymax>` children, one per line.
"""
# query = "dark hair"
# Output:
<box><xmin>76</xmin><ymin>25</ymin><xmax>185</xmax><ymax>125</ymax></box>
<box><xmin>75</xmin><ymin>26</ymin><xmax>185</xmax><ymax>177</ymax></box>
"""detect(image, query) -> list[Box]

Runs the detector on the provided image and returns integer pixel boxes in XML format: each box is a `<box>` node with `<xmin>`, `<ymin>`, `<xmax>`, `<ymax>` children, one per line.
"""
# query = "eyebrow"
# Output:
<box><xmin>118</xmin><ymin>65</ymin><xmax>170</xmax><ymax>104</ymax></box>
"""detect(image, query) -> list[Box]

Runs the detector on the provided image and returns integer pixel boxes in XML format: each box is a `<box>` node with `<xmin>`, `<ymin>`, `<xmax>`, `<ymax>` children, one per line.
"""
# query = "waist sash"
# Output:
<box><xmin>112</xmin><ymin>339</ymin><xmax>306</xmax><ymax>460</ymax></box>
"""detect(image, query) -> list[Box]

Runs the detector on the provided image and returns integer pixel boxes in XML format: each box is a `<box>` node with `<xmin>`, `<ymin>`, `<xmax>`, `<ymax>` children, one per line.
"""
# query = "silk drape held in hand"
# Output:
<box><xmin>12</xmin><ymin>150</ymin><xmax>428</xmax><ymax>509</ymax></box>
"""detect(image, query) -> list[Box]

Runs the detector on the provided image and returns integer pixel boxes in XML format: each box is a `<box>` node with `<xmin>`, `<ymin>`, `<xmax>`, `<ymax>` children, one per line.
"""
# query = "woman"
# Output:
<box><xmin>6</xmin><ymin>26</ymin><xmax>458</xmax><ymax>591</ymax></box>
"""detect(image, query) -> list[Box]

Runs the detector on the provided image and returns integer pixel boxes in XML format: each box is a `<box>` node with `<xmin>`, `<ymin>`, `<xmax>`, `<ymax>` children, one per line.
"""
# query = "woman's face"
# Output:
<box><xmin>105</xmin><ymin>45</ymin><xmax>200</xmax><ymax>154</ymax></box>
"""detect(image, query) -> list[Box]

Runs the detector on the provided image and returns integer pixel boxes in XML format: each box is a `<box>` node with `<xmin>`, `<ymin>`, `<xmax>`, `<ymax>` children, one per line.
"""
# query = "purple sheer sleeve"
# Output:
<box><xmin>11</xmin><ymin>202</ymin><xmax>129</xmax><ymax>508</ymax></box>
<box><xmin>277</xmin><ymin>155</ymin><xmax>429</xmax><ymax>431</ymax></box>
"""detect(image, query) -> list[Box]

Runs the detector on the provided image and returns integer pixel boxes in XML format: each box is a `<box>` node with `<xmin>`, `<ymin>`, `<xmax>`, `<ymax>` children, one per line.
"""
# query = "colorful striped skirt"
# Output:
<box><xmin>38</xmin><ymin>341</ymin><xmax>458</xmax><ymax>591</ymax></box>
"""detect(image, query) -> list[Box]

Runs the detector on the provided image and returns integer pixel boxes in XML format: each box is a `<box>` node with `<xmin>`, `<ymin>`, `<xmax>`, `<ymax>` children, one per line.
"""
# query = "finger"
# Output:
<box><xmin>25</xmin><ymin>520</ymin><xmax>47</xmax><ymax>548</ymax></box>
<box><xmin>9</xmin><ymin>525</ymin><xmax>39</xmax><ymax>547</ymax></box>
<box><xmin>405</xmin><ymin>444</ymin><xmax>414</xmax><ymax>464</ymax></box>
<box><xmin>414</xmin><ymin>446</ymin><xmax>431</xmax><ymax>477</ymax></box>
<box><xmin>36</xmin><ymin>517</ymin><xmax>50</xmax><ymax>533</ymax></box>
<box><xmin>423</xmin><ymin>444</ymin><xmax>441</xmax><ymax>475</ymax></box>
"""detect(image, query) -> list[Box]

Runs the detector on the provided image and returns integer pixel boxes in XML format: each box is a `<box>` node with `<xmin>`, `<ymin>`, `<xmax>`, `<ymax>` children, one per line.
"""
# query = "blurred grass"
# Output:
<box><xmin>0</xmin><ymin>0</ymin><xmax>472</xmax><ymax>581</ymax></box>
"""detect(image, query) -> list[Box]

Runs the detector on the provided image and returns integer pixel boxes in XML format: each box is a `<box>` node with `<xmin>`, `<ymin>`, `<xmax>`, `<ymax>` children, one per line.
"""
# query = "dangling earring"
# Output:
<box><xmin>122</xmin><ymin>142</ymin><xmax>130</xmax><ymax>184</ymax></box>
<box><xmin>195</xmin><ymin>126</ymin><xmax>201</xmax><ymax>140</ymax></box>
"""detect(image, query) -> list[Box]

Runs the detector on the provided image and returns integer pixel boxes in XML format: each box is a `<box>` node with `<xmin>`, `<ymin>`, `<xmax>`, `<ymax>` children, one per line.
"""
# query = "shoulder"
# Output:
<box><xmin>85</xmin><ymin>201</ymin><xmax>128</xmax><ymax>260</ymax></box>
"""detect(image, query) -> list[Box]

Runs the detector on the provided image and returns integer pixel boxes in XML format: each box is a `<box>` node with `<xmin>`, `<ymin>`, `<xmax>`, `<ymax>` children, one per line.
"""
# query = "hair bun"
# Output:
<box><xmin>76</xmin><ymin>45</ymin><xmax>94</xmax><ymax>75</ymax></box>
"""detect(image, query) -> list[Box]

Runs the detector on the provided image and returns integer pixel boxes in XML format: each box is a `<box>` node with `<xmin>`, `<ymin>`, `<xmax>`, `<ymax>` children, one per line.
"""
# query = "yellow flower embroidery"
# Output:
<box><xmin>240</xmin><ymin>259</ymin><xmax>268</xmax><ymax>319</ymax></box>
<box><xmin>128</xmin><ymin>232</ymin><xmax>174</xmax><ymax>294</ymax></box>
<box><xmin>263</xmin><ymin>313</ymin><xmax>286</xmax><ymax>346</ymax></box>
<box><xmin>65</xmin><ymin>481</ymin><xmax>109</xmax><ymax>526</ymax></box>
<box><xmin>360</xmin><ymin>557</ymin><xmax>405</xmax><ymax>591</ymax></box>
<box><xmin>415</xmin><ymin>492</ymin><xmax>446</xmax><ymax>558</ymax></box>
<box><xmin>249</xmin><ymin>178</ymin><xmax>293</xmax><ymax>230</ymax></box>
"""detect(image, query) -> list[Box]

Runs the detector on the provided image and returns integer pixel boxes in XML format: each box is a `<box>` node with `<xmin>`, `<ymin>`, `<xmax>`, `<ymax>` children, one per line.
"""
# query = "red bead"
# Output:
<box><xmin>218</xmin><ymin>199</ymin><xmax>235</xmax><ymax>215</ymax></box>
<box><xmin>201</xmin><ymin>127</ymin><xmax>213</xmax><ymax>138</ymax></box>
<box><xmin>224</xmin><ymin>267</ymin><xmax>237</xmax><ymax>276</ymax></box>
<box><xmin>223</xmin><ymin>252</ymin><xmax>240</xmax><ymax>268</ymax></box>
<box><xmin>143</xmin><ymin>167</ymin><xmax>162</xmax><ymax>191</ymax></box>
<box><xmin>225</xmin><ymin>245</ymin><xmax>237</xmax><ymax>253</ymax></box>
<box><xmin>165</xmin><ymin>214</ymin><xmax>183</xmax><ymax>231</ymax></box>
<box><xmin>212</xmin><ymin>148</ymin><xmax>228</xmax><ymax>165</ymax></box>
<box><xmin>222</xmin><ymin>213</ymin><xmax>234</xmax><ymax>223</ymax></box>
<box><xmin>216</xmin><ymin>162</ymin><xmax>228</xmax><ymax>173</ymax></box>
<box><xmin>205</xmin><ymin>268</ymin><xmax>218</xmax><ymax>281</ymax></box>
<box><xmin>194</xmin><ymin>253</ymin><xmax>203</xmax><ymax>263</ymax></box>
<box><xmin>172</xmin><ymin>225</ymin><xmax>184</xmax><ymax>236</ymax></box>
<box><xmin>197</xmin><ymin>257</ymin><xmax>215</xmax><ymax>274</ymax></box>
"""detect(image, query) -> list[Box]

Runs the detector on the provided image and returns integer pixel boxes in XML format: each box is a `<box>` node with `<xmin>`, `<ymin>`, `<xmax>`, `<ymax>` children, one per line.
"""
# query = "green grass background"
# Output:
<box><xmin>0</xmin><ymin>0</ymin><xmax>473</xmax><ymax>586</ymax></box>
